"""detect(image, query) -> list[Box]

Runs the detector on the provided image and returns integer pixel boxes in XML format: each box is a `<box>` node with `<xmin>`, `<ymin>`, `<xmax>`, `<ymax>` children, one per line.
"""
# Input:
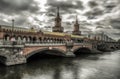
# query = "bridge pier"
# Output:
<box><xmin>0</xmin><ymin>46</ymin><xmax>26</xmax><ymax>66</ymax></box>
<box><xmin>65</xmin><ymin>49</ymin><xmax>75</xmax><ymax>57</ymax></box>
<box><xmin>4</xmin><ymin>53</ymin><xmax>26</xmax><ymax>66</ymax></box>
<box><xmin>65</xmin><ymin>42</ymin><xmax>75</xmax><ymax>57</ymax></box>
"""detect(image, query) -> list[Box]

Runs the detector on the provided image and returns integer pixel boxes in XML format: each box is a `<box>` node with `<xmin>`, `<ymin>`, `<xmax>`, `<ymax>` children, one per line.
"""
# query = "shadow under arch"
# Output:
<box><xmin>73</xmin><ymin>47</ymin><xmax>91</xmax><ymax>56</ymax></box>
<box><xmin>26</xmin><ymin>48</ymin><xmax>66</xmax><ymax>61</ymax></box>
<box><xmin>0</xmin><ymin>56</ymin><xmax>7</xmax><ymax>65</ymax></box>
<box><xmin>110</xmin><ymin>46</ymin><xmax>115</xmax><ymax>49</ymax></box>
<box><xmin>116</xmin><ymin>47</ymin><xmax>119</xmax><ymax>49</ymax></box>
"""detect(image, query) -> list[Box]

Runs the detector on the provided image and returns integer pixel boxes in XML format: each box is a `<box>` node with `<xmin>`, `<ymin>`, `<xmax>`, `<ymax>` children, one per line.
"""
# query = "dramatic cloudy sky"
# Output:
<box><xmin>0</xmin><ymin>0</ymin><xmax>120</xmax><ymax>40</ymax></box>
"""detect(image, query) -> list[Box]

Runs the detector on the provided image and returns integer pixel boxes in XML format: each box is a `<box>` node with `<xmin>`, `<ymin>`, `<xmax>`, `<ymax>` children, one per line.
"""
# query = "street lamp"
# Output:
<box><xmin>11</xmin><ymin>19</ymin><xmax>16</xmax><ymax>45</ymax></box>
<box><xmin>12</xmin><ymin>19</ymin><xmax>14</xmax><ymax>36</ymax></box>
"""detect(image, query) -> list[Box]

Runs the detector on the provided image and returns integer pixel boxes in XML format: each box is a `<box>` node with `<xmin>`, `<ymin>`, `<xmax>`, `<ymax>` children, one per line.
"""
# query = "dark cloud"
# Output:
<box><xmin>67</xmin><ymin>15</ymin><xmax>76</xmax><ymax>19</ymax></box>
<box><xmin>113</xmin><ymin>33</ymin><xmax>120</xmax><ymax>36</ymax></box>
<box><xmin>84</xmin><ymin>7</ymin><xmax>103</xmax><ymax>19</ymax></box>
<box><xmin>15</xmin><ymin>16</ymin><xmax>28</xmax><ymax>26</ymax></box>
<box><xmin>84</xmin><ymin>0</ymin><xmax>119</xmax><ymax>20</ymax></box>
<box><xmin>88</xmin><ymin>1</ymin><xmax>98</xmax><ymax>8</ymax></box>
<box><xmin>0</xmin><ymin>0</ymin><xmax>119</xmax><ymax>40</ymax></box>
<box><xmin>0</xmin><ymin>0</ymin><xmax>39</xmax><ymax>14</ymax></box>
<box><xmin>104</xmin><ymin>1</ymin><xmax>117</xmax><ymax>13</ymax></box>
<box><xmin>47</xmin><ymin>0</ymin><xmax>84</xmax><ymax>15</ymax></box>
<box><xmin>104</xmin><ymin>3</ymin><xmax>116</xmax><ymax>9</ymax></box>
<box><xmin>110</xmin><ymin>19</ymin><xmax>120</xmax><ymax>29</ymax></box>
<box><xmin>47</xmin><ymin>13</ymin><xmax>55</xmax><ymax>17</ymax></box>
<box><xmin>96</xmin><ymin>26</ymin><xmax>104</xmax><ymax>29</ymax></box>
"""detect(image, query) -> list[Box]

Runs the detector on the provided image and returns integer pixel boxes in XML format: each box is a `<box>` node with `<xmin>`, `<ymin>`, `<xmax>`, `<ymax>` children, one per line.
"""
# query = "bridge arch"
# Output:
<box><xmin>0</xmin><ymin>56</ymin><xmax>7</xmax><ymax>64</ymax></box>
<box><xmin>73</xmin><ymin>47</ymin><xmax>91</xmax><ymax>55</ymax></box>
<box><xmin>110</xmin><ymin>46</ymin><xmax>116</xmax><ymax>50</ymax></box>
<box><xmin>26</xmin><ymin>48</ymin><xmax>66</xmax><ymax>60</ymax></box>
<box><xmin>4</xmin><ymin>34</ymin><xmax>10</xmax><ymax>41</ymax></box>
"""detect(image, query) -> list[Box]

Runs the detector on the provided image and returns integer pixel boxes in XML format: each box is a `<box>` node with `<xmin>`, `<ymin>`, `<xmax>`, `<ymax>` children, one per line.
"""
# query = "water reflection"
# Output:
<box><xmin>0</xmin><ymin>50</ymin><xmax>120</xmax><ymax>79</ymax></box>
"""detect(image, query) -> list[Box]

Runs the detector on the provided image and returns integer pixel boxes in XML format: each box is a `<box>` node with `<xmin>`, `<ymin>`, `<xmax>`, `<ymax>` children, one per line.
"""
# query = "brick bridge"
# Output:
<box><xmin>0</xmin><ymin>28</ymin><xmax>119</xmax><ymax>66</ymax></box>
<box><xmin>0</xmin><ymin>41</ymin><xmax>93</xmax><ymax>66</ymax></box>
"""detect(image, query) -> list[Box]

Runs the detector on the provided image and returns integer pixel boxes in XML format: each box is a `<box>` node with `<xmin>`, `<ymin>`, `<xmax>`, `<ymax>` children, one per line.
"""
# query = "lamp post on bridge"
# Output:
<box><xmin>12</xmin><ymin>19</ymin><xmax>15</xmax><ymax>35</ymax></box>
<box><xmin>12</xmin><ymin>19</ymin><xmax>14</xmax><ymax>35</ymax></box>
<box><xmin>11</xmin><ymin>19</ymin><xmax>16</xmax><ymax>45</ymax></box>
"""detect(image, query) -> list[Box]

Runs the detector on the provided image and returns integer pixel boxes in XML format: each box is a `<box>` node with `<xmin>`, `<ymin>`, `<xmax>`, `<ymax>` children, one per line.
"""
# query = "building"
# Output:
<box><xmin>52</xmin><ymin>7</ymin><xmax>64</xmax><ymax>33</ymax></box>
<box><xmin>72</xmin><ymin>16</ymin><xmax>81</xmax><ymax>35</ymax></box>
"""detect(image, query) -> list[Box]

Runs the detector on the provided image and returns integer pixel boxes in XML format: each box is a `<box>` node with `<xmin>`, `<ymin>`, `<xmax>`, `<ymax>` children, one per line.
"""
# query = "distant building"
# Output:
<box><xmin>52</xmin><ymin>7</ymin><xmax>64</xmax><ymax>33</ymax></box>
<box><xmin>72</xmin><ymin>16</ymin><xmax>81</xmax><ymax>35</ymax></box>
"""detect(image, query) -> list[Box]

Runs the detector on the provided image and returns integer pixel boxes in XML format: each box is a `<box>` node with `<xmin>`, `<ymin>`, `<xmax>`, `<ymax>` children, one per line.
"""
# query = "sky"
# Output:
<box><xmin>0</xmin><ymin>0</ymin><xmax>120</xmax><ymax>40</ymax></box>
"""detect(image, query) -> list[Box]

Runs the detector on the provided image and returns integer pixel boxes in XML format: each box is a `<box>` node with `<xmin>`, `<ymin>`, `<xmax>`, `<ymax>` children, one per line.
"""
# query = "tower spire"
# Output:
<box><xmin>75</xmin><ymin>15</ymin><xmax>78</xmax><ymax>24</ymax></box>
<box><xmin>52</xmin><ymin>7</ymin><xmax>64</xmax><ymax>32</ymax></box>
<box><xmin>72</xmin><ymin>15</ymin><xmax>81</xmax><ymax>35</ymax></box>
<box><xmin>57</xmin><ymin>7</ymin><xmax>60</xmax><ymax>17</ymax></box>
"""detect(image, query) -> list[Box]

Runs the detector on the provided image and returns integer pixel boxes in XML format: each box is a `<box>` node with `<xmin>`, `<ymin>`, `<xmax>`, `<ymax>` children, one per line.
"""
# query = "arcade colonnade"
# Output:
<box><xmin>3</xmin><ymin>34</ymin><xmax>65</xmax><ymax>44</ymax></box>
<box><xmin>3</xmin><ymin>34</ymin><xmax>85</xmax><ymax>44</ymax></box>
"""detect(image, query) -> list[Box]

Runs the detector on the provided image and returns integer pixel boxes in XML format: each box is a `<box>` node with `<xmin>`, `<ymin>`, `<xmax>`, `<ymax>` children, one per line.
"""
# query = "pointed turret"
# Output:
<box><xmin>72</xmin><ymin>15</ymin><xmax>81</xmax><ymax>35</ymax></box>
<box><xmin>57</xmin><ymin>7</ymin><xmax>60</xmax><ymax>18</ymax></box>
<box><xmin>75</xmin><ymin>15</ymin><xmax>78</xmax><ymax>25</ymax></box>
<box><xmin>52</xmin><ymin>7</ymin><xmax>64</xmax><ymax>32</ymax></box>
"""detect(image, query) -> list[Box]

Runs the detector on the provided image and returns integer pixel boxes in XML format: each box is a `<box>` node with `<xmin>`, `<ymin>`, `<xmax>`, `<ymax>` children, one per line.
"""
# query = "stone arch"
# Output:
<box><xmin>32</xmin><ymin>37</ymin><xmax>37</xmax><ymax>43</ymax></box>
<box><xmin>42</xmin><ymin>37</ymin><xmax>46</xmax><ymax>42</ymax></box>
<box><xmin>8</xmin><ymin>29</ymin><xmax>11</xmax><ymax>32</ymax></box>
<box><xmin>48</xmin><ymin>38</ymin><xmax>52</xmax><ymax>42</ymax></box>
<box><xmin>39</xmin><ymin>37</ymin><xmax>42</xmax><ymax>42</ymax></box>
<box><xmin>22</xmin><ymin>36</ymin><xmax>28</xmax><ymax>43</ymax></box>
<box><xmin>59</xmin><ymin>39</ymin><xmax>62</xmax><ymax>43</ymax></box>
<box><xmin>17</xmin><ymin>35</ymin><xmax>23</xmax><ymax>44</ymax></box>
<box><xmin>26</xmin><ymin>48</ymin><xmax>66</xmax><ymax>59</ymax></box>
<box><xmin>0</xmin><ymin>56</ymin><xmax>7</xmax><ymax>64</ymax></box>
<box><xmin>110</xmin><ymin>47</ymin><xmax>115</xmax><ymax>50</ymax></box>
<box><xmin>47</xmin><ymin>38</ymin><xmax>51</xmax><ymax>43</ymax></box>
<box><xmin>28</xmin><ymin>36</ymin><xmax>32</xmax><ymax>42</ymax></box>
<box><xmin>2</xmin><ymin>28</ymin><xmax>6</xmax><ymax>32</ymax></box>
<box><xmin>17</xmin><ymin>35</ymin><xmax>23</xmax><ymax>40</ymax></box>
<box><xmin>73</xmin><ymin>47</ymin><xmax>91</xmax><ymax>55</ymax></box>
<box><xmin>6</xmin><ymin>29</ymin><xmax>9</xmax><ymax>32</ymax></box>
<box><xmin>4</xmin><ymin>34</ymin><xmax>10</xmax><ymax>41</ymax></box>
<box><xmin>116</xmin><ymin>46</ymin><xmax>119</xmax><ymax>49</ymax></box>
<box><xmin>12</xmin><ymin>35</ymin><xmax>16</xmax><ymax>39</ymax></box>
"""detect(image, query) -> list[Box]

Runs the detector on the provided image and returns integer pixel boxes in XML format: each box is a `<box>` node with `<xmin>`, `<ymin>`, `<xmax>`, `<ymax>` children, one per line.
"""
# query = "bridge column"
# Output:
<box><xmin>65</xmin><ymin>42</ymin><xmax>75</xmax><ymax>57</ymax></box>
<box><xmin>0</xmin><ymin>46</ymin><xmax>26</xmax><ymax>66</ymax></box>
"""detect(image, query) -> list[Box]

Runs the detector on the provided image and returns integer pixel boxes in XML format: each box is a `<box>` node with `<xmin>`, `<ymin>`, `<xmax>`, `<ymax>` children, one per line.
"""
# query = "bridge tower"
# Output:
<box><xmin>72</xmin><ymin>15</ymin><xmax>81</xmax><ymax>35</ymax></box>
<box><xmin>52</xmin><ymin>7</ymin><xmax>64</xmax><ymax>32</ymax></box>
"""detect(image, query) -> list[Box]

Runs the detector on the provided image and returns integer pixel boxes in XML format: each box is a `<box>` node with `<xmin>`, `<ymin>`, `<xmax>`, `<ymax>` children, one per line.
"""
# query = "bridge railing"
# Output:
<box><xmin>0</xmin><ymin>40</ymin><xmax>66</xmax><ymax>45</ymax></box>
<box><xmin>74</xmin><ymin>42</ymin><xmax>92</xmax><ymax>45</ymax></box>
<box><xmin>0</xmin><ymin>41</ymin><xmax>24</xmax><ymax>48</ymax></box>
<box><xmin>0</xmin><ymin>40</ymin><xmax>93</xmax><ymax>47</ymax></box>
<box><xmin>25</xmin><ymin>42</ymin><xmax>66</xmax><ymax>46</ymax></box>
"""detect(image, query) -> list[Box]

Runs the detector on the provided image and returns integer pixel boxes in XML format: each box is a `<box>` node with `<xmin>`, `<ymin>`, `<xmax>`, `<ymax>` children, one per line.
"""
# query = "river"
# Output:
<box><xmin>0</xmin><ymin>50</ymin><xmax>120</xmax><ymax>79</ymax></box>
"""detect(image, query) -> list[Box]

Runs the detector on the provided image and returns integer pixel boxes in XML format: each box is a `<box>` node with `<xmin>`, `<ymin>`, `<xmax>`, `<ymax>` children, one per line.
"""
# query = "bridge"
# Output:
<box><xmin>0</xmin><ymin>7</ymin><xmax>119</xmax><ymax>66</ymax></box>
<box><xmin>0</xmin><ymin>27</ymin><xmax>94</xmax><ymax>66</ymax></box>
<box><xmin>0</xmin><ymin>41</ymin><xmax>93</xmax><ymax>66</ymax></box>
<box><xmin>0</xmin><ymin>29</ymin><xmax>119</xmax><ymax>66</ymax></box>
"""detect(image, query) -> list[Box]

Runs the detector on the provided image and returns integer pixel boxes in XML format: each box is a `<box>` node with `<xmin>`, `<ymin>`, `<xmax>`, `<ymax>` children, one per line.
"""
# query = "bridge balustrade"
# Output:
<box><xmin>0</xmin><ymin>40</ymin><xmax>93</xmax><ymax>48</ymax></box>
<box><xmin>74</xmin><ymin>42</ymin><xmax>92</xmax><ymax>46</ymax></box>
<box><xmin>0</xmin><ymin>40</ymin><xmax>66</xmax><ymax>45</ymax></box>
<box><xmin>25</xmin><ymin>42</ymin><xmax>65</xmax><ymax>46</ymax></box>
<box><xmin>2</xmin><ymin>40</ymin><xmax>25</xmax><ymax>45</ymax></box>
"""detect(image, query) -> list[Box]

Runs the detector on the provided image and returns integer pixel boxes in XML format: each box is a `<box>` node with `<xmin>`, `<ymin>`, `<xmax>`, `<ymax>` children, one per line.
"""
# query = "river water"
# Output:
<box><xmin>0</xmin><ymin>50</ymin><xmax>120</xmax><ymax>79</ymax></box>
